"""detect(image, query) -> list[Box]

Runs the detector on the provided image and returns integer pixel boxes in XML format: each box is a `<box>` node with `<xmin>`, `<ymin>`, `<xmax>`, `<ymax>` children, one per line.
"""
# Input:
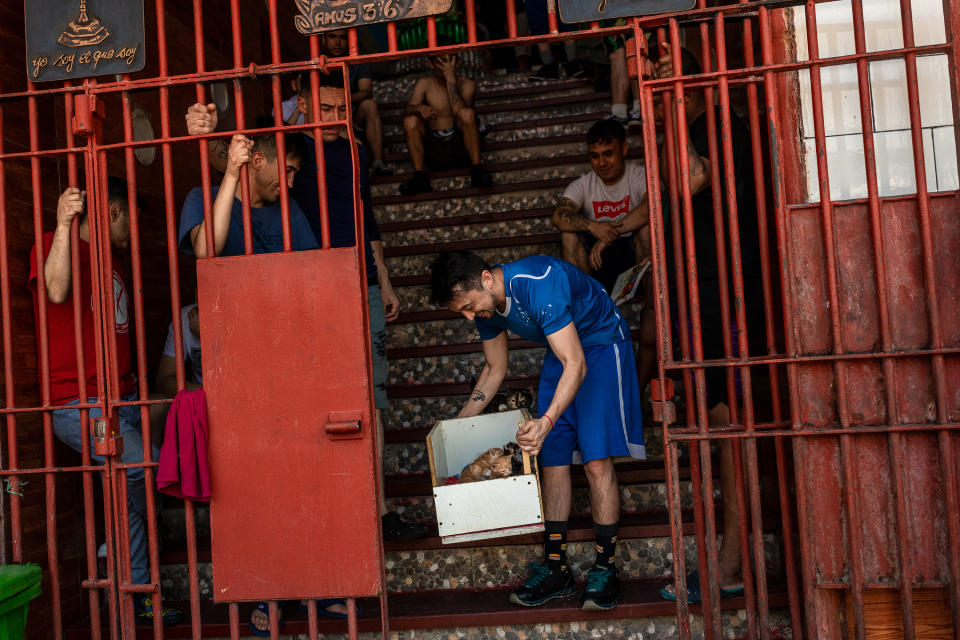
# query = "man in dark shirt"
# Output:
<box><xmin>649</xmin><ymin>44</ymin><xmax>765</xmax><ymax>605</ymax></box>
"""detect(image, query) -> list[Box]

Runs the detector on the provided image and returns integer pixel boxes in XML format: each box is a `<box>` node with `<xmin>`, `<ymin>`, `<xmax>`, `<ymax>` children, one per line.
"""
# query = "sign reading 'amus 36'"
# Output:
<box><xmin>24</xmin><ymin>0</ymin><xmax>145</xmax><ymax>82</ymax></box>
<box><xmin>293</xmin><ymin>0</ymin><xmax>453</xmax><ymax>34</ymax></box>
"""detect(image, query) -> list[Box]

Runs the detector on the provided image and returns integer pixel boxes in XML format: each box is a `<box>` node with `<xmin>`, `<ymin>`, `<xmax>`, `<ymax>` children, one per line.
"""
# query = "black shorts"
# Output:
<box><xmin>424</xmin><ymin>127</ymin><xmax>472</xmax><ymax>170</ymax></box>
<box><xmin>579</xmin><ymin>233</ymin><xmax>637</xmax><ymax>294</ymax></box>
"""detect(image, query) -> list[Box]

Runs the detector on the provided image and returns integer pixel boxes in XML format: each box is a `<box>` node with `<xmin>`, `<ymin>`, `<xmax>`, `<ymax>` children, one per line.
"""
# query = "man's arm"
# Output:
<box><xmin>589</xmin><ymin>194</ymin><xmax>651</xmax><ymax>271</ymax></box>
<box><xmin>516</xmin><ymin>322</ymin><xmax>586</xmax><ymax>455</ymax></box>
<box><xmin>551</xmin><ymin>196</ymin><xmax>622</xmax><ymax>245</ymax></box>
<box><xmin>185</xmin><ymin>103</ymin><xmax>229</xmax><ymax>174</ymax></box>
<box><xmin>404</xmin><ymin>79</ymin><xmax>436</xmax><ymax>119</ymax></box>
<box><xmin>190</xmin><ymin>134</ymin><xmax>250</xmax><ymax>257</ymax></box>
<box><xmin>435</xmin><ymin>56</ymin><xmax>468</xmax><ymax>116</ymax></box>
<box><xmin>457</xmin><ymin>331</ymin><xmax>509</xmax><ymax>418</ymax></box>
<box><xmin>155</xmin><ymin>355</ymin><xmax>201</xmax><ymax>396</ymax></box>
<box><xmin>352</xmin><ymin>77</ymin><xmax>373</xmax><ymax>105</ymax></box>
<box><xmin>459</xmin><ymin>78</ymin><xmax>476</xmax><ymax>108</ymax></box>
<box><xmin>44</xmin><ymin>188</ymin><xmax>85</xmax><ymax>304</ymax></box>
<box><xmin>370</xmin><ymin>240</ymin><xmax>400</xmax><ymax>322</ymax></box>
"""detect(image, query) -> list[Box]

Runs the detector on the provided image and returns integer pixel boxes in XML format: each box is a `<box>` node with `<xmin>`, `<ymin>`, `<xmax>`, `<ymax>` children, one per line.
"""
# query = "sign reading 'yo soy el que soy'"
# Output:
<box><xmin>293</xmin><ymin>0</ymin><xmax>453</xmax><ymax>35</ymax></box>
<box><xmin>24</xmin><ymin>0</ymin><xmax>146</xmax><ymax>83</ymax></box>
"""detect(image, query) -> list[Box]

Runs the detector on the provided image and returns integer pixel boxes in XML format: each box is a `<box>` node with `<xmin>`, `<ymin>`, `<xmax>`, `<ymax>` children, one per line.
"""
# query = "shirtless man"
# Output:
<box><xmin>399</xmin><ymin>52</ymin><xmax>493</xmax><ymax>195</ymax></box>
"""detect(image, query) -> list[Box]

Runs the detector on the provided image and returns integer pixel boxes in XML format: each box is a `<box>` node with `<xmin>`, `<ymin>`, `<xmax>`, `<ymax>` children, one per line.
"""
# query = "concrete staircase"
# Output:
<box><xmin>72</xmin><ymin>73</ymin><xmax>791</xmax><ymax>639</ymax></box>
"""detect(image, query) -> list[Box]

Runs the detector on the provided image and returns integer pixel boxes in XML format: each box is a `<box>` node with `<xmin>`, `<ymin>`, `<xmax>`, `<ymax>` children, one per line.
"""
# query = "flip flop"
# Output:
<box><xmin>248</xmin><ymin>601</ymin><xmax>283</xmax><ymax>637</ymax></box>
<box><xmin>298</xmin><ymin>598</ymin><xmax>361</xmax><ymax>620</ymax></box>
<box><xmin>659</xmin><ymin>571</ymin><xmax>745</xmax><ymax>604</ymax></box>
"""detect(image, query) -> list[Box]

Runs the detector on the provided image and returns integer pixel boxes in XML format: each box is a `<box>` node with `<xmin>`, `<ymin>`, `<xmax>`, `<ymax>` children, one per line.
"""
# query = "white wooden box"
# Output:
<box><xmin>426</xmin><ymin>409</ymin><xmax>545</xmax><ymax>544</ymax></box>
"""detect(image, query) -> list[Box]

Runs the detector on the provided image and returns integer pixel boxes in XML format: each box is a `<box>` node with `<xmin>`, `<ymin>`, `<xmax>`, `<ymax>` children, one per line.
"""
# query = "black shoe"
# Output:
<box><xmin>381</xmin><ymin>511</ymin><xmax>427</xmax><ymax>541</ymax></box>
<box><xmin>529</xmin><ymin>63</ymin><xmax>559</xmax><ymax>81</ymax></box>
<box><xmin>398</xmin><ymin>171</ymin><xmax>431</xmax><ymax>195</ymax></box>
<box><xmin>564</xmin><ymin>61</ymin><xmax>587</xmax><ymax>78</ymax></box>
<box><xmin>509</xmin><ymin>564</ymin><xmax>576</xmax><ymax>607</ymax></box>
<box><xmin>580</xmin><ymin>565</ymin><xmax>620</xmax><ymax>610</ymax></box>
<box><xmin>470</xmin><ymin>164</ymin><xmax>493</xmax><ymax>188</ymax></box>
<box><xmin>134</xmin><ymin>595</ymin><xmax>184</xmax><ymax>626</ymax></box>
<box><xmin>371</xmin><ymin>160</ymin><xmax>394</xmax><ymax>176</ymax></box>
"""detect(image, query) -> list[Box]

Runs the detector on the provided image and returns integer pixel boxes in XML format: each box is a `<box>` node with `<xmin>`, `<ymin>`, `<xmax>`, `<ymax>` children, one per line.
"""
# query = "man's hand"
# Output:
<box><xmin>516</xmin><ymin>416</ymin><xmax>553</xmax><ymax>456</ymax></box>
<box><xmin>435</xmin><ymin>54</ymin><xmax>458</xmax><ymax>81</ymax></box>
<box><xmin>653</xmin><ymin>41</ymin><xmax>676</xmax><ymax>80</ymax></box>
<box><xmin>57</xmin><ymin>188</ymin><xmax>84</xmax><ymax>229</ymax></box>
<box><xmin>417</xmin><ymin>104</ymin><xmax>438</xmax><ymax>120</ymax></box>
<box><xmin>381</xmin><ymin>287</ymin><xmax>400</xmax><ymax>322</ymax></box>
<box><xmin>589</xmin><ymin>239</ymin><xmax>609</xmax><ymax>271</ymax></box>
<box><xmin>590</xmin><ymin>219</ymin><xmax>622</xmax><ymax>244</ymax></box>
<box><xmin>185</xmin><ymin>103</ymin><xmax>218</xmax><ymax>136</ymax></box>
<box><xmin>225</xmin><ymin>134</ymin><xmax>253</xmax><ymax>179</ymax></box>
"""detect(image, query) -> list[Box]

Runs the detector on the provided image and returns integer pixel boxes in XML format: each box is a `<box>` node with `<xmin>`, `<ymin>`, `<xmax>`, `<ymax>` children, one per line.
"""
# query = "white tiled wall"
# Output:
<box><xmin>792</xmin><ymin>0</ymin><xmax>957</xmax><ymax>202</ymax></box>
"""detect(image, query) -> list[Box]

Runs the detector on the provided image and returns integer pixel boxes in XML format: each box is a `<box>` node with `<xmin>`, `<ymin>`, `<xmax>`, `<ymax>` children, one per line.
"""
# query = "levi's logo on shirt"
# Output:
<box><xmin>592</xmin><ymin>196</ymin><xmax>630</xmax><ymax>220</ymax></box>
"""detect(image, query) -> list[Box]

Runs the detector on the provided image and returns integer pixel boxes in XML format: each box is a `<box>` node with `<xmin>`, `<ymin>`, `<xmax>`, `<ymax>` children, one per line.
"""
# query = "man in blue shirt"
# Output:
<box><xmin>178</xmin><ymin>131</ymin><xmax>318</xmax><ymax>256</ymax></box>
<box><xmin>430</xmin><ymin>250</ymin><xmax>645</xmax><ymax>611</ymax></box>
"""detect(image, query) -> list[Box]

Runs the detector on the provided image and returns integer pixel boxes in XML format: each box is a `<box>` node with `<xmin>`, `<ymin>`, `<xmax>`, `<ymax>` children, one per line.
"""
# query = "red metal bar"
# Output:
<box><xmin>347</xmin><ymin>598</ymin><xmax>359</xmax><ymax>640</ymax></box>
<box><xmin>191</xmin><ymin>1</ymin><xmax>215</xmax><ymax>263</ymax></box>
<box><xmin>466</xmin><ymin>0</ymin><xmax>477</xmax><ymax>43</ymax></box>
<box><xmin>348</xmin><ymin>27</ymin><xmax>359</xmax><ymax>56</ymax></box>
<box><xmin>229</xmin><ymin>0</ymin><xmax>254</xmax><ymax>256</ymax></box>
<box><xmin>427</xmin><ymin>16</ymin><xmax>438</xmax><ymax>49</ymax></box>
<box><xmin>308</xmin><ymin>36</ymin><xmax>333</xmax><ymax>248</ymax></box>
<box><xmin>506</xmin><ymin>0</ymin><xmax>518</xmax><ymax>39</ymax></box>
<box><xmin>387</xmin><ymin>23</ymin><xmax>398</xmax><ymax>52</ymax></box>
<box><xmin>306</xmin><ymin>600</ymin><xmax>319</xmax><ymax>640</ymax></box>
<box><xmin>759</xmin><ymin>7</ymin><xmax>809</xmax><ymax>639</ymax></box>
<box><xmin>27</xmin><ymin>76</ymin><xmax>64</xmax><ymax>639</ymax></box>
<box><xmin>267</xmin><ymin>0</ymin><xmax>293</xmax><ymax>252</ymax></box>
<box><xmin>547</xmin><ymin>0</ymin><xmax>559</xmax><ymax>34</ymax></box>
<box><xmin>229</xmin><ymin>602</ymin><xmax>240</xmax><ymax>639</ymax></box>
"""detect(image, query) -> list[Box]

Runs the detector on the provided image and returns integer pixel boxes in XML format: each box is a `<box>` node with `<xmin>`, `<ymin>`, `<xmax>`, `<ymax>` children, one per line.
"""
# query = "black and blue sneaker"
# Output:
<box><xmin>134</xmin><ymin>595</ymin><xmax>184</xmax><ymax>626</ymax></box>
<box><xmin>580</xmin><ymin>564</ymin><xmax>620</xmax><ymax>610</ymax></box>
<box><xmin>509</xmin><ymin>564</ymin><xmax>576</xmax><ymax>607</ymax></box>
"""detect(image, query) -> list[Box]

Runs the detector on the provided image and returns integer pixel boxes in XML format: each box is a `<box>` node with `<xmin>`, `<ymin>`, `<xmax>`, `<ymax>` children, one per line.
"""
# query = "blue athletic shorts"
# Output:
<box><xmin>538</xmin><ymin>337</ymin><xmax>645</xmax><ymax>466</ymax></box>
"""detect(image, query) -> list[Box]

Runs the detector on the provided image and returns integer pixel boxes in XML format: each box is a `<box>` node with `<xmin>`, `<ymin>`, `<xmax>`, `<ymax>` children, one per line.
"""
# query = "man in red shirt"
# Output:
<box><xmin>30</xmin><ymin>179</ymin><xmax>182</xmax><ymax>626</ymax></box>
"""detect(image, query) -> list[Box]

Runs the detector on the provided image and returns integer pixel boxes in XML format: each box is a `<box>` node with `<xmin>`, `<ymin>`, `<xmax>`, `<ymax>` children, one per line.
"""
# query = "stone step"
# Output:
<box><xmin>375</xmin><ymin>183</ymin><xmax>565</xmax><ymax>225</ymax></box>
<box><xmin>372</xmin><ymin>158</ymin><xmax>587</xmax><ymax>198</ymax></box>
<box><xmin>381</xmin><ymin>102</ymin><xmax>610</xmax><ymax>140</ymax></box>
<box><xmin>375</xmin><ymin>76</ymin><xmax>597</xmax><ymax>111</ymax></box>
<box><xmin>389</xmin><ymin>346</ymin><xmax>545</xmax><ymax>387</ymax></box>
<box><xmin>88</xmin><ymin>587</ymin><xmax>793</xmax><ymax>639</ymax></box>
<box><xmin>378</xmin><ymin>205</ymin><xmax>555</xmax><ymax>248</ymax></box>
<box><xmin>381</xmin><ymin>137</ymin><xmax>587</xmax><ymax>171</ymax></box>
<box><xmin>386</xmin><ymin>241</ymin><xmax>562</xmax><ymax>278</ymax></box>
<box><xmin>385</xmin><ymin>118</ymin><xmax>600</xmax><ymax>156</ymax></box>
<box><xmin>156</xmin><ymin>527</ymin><xmax>780</xmax><ymax>600</ymax></box>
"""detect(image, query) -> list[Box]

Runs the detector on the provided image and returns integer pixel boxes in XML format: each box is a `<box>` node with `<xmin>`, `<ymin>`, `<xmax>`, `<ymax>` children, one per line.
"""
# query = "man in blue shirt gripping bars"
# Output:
<box><xmin>430</xmin><ymin>250</ymin><xmax>645</xmax><ymax>611</ymax></box>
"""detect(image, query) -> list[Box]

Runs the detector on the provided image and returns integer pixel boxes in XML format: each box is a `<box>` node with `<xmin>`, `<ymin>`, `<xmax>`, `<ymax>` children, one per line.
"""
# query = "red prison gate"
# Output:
<box><xmin>0</xmin><ymin>0</ymin><xmax>958</xmax><ymax>638</ymax></box>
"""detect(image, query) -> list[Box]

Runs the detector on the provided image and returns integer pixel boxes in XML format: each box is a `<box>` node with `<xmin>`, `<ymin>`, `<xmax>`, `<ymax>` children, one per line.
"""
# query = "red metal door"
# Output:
<box><xmin>198</xmin><ymin>247</ymin><xmax>383</xmax><ymax>602</ymax></box>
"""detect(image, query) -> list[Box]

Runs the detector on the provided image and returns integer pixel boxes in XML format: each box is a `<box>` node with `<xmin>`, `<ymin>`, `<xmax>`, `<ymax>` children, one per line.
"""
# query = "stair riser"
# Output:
<box><xmin>157</xmin><ymin>534</ymin><xmax>780</xmax><ymax>598</ymax></box>
<box><xmin>381</xmin><ymin>100</ymin><xmax>608</xmax><ymax>138</ymax></box>
<box><xmin>197</xmin><ymin>609</ymin><xmax>793</xmax><ymax>640</ymax></box>
<box><xmin>381</xmin><ymin>141</ymin><xmax>588</xmax><ymax>174</ymax></box>
<box><xmin>380</xmin><ymin>215</ymin><xmax>557</xmax><ymax>246</ymax></box>
<box><xmin>389</xmin><ymin>348</ymin><xmax>546</xmax><ymax>387</ymax></box>
<box><xmin>385</xmin><ymin>120</ymin><xmax>596</xmax><ymax>154</ymax></box>
<box><xmin>373</xmin><ymin>163</ymin><xmax>586</xmax><ymax>198</ymax></box>
<box><xmin>375</xmin><ymin>188</ymin><xmax>565</xmax><ymax>224</ymax></box>
<box><xmin>374</xmin><ymin>75</ymin><xmax>595</xmax><ymax>107</ymax></box>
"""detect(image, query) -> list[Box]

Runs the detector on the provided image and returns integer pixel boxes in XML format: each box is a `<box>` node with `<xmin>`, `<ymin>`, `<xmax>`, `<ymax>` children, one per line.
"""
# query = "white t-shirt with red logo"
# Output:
<box><xmin>562</xmin><ymin>161</ymin><xmax>647</xmax><ymax>237</ymax></box>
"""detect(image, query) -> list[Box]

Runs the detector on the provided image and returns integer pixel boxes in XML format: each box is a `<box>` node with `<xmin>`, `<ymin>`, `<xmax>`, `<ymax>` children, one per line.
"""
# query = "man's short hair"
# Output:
<box><xmin>586</xmin><ymin>119</ymin><xmax>626</xmax><ymax>146</ymax></box>
<box><xmin>297</xmin><ymin>69</ymin><xmax>345</xmax><ymax>94</ymax></box>
<box><xmin>430</xmin><ymin>250</ymin><xmax>491</xmax><ymax>307</ymax></box>
<box><xmin>249</xmin><ymin>117</ymin><xmax>308</xmax><ymax>165</ymax></box>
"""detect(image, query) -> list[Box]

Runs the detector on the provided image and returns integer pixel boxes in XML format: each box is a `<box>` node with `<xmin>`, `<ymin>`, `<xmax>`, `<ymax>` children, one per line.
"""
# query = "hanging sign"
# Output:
<box><xmin>558</xmin><ymin>0</ymin><xmax>695</xmax><ymax>23</ymax></box>
<box><xmin>293</xmin><ymin>0</ymin><xmax>453</xmax><ymax>34</ymax></box>
<box><xmin>24</xmin><ymin>0</ymin><xmax>146</xmax><ymax>83</ymax></box>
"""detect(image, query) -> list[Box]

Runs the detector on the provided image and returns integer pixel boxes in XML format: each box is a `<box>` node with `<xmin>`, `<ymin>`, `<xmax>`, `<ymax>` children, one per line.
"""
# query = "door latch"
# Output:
<box><xmin>92</xmin><ymin>415</ymin><xmax>124</xmax><ymax>457</ymax></box>
<box><xmin>651</xmin><ymin>378</ymin><xmax>676</xmax><ymax>426</ymax></box>
<box><xmin>324</xmin><ymin>410</ymin><xmax>363</xmax><ymax>440</ymax></box>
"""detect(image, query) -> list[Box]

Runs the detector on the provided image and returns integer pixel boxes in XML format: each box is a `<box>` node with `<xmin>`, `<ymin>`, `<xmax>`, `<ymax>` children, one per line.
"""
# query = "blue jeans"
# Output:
<box><xmin>53</xmin><ymin>395</ymin><xmax>157</xmax><ymax>585</ymax></box>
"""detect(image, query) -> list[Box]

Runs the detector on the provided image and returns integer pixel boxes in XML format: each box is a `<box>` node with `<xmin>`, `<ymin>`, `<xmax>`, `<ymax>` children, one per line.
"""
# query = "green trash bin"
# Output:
<box><xmin>0</xmin><ymin>564</ymin><xmax>42</xmax><ymax>640</ymax></box>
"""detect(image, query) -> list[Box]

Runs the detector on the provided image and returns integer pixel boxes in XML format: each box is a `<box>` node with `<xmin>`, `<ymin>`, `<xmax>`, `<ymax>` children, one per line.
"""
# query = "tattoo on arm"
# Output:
<box><xmin>555</xmin><ymin>200</ymin><xmax>590</xmax><ymax>231</ymax></box>
<box><xmin>470</xmin><ymin>390</ymin><xmax>486</xmax><ymax>403</ymax></box>
<box><xmin>447</xmin><ymin>80</ymin><xmax>465</xmax><ymax>109</ymax></box>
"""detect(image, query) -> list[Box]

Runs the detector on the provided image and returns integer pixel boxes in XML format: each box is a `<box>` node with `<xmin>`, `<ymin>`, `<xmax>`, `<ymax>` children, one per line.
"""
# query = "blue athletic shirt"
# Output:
<box><xmin>474</xmin><ymin>256</ymin><xmax>629</xmax><ymax>348</ymax></box>
<box><xmin>178</xmin><ymin>186</ymin><xmax>318</xmax><ymax>257</ymax></box>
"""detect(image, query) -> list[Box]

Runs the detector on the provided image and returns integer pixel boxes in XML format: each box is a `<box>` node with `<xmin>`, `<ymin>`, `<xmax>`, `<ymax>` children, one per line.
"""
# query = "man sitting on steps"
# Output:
<box><xmin>551</xmin><ymin>118</ymin><xmax>649</xmax><ymax>293</ymax></box>
<box><xmin>399</xmin><ymin>49</ymin><xmax>493</xmax><ymax>195</ymax></box>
